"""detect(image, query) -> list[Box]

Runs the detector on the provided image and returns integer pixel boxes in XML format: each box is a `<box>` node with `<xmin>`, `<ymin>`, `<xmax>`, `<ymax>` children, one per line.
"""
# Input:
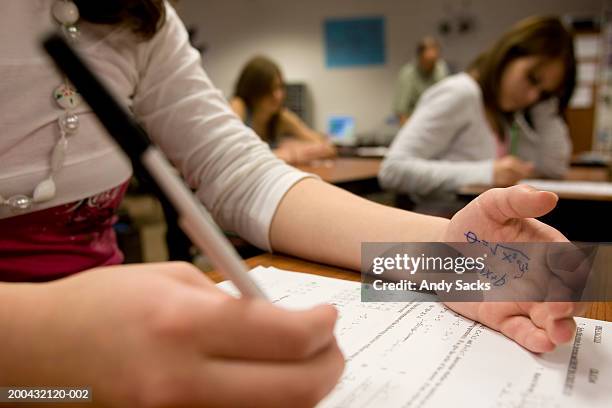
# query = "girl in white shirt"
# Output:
<box><xmin>0</xmin><ymin>4</ymin><xmax>583</xmax><ymax>406</ymax></box>
<box><xmin>380</xmin><ymin>16</ymin><xmax>575</xmax><ymax>201</ymax></box>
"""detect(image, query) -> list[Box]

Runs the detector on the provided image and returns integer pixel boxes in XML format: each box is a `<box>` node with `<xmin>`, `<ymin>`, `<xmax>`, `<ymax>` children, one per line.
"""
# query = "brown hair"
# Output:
<box><xmin>470</xmin><ymin>16</ymin><xmax>576</xmax><ymax>117</ymax></box>
<box><xmin>234</xmin><ymin>56</ymin><xmax>284</xmax><ymax>141</ymax></box>
<box><xmin>74</xmin><ymin>0</ymin><xmax>167</xmax><ymax>39</ymax></box>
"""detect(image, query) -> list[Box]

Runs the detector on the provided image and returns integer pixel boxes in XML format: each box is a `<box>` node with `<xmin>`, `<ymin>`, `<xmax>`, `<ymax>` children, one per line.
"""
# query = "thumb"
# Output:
<box><xmin>477</xmin><ymin>184</ymin><xmax>558</xmax><ymax>224</ymax></box>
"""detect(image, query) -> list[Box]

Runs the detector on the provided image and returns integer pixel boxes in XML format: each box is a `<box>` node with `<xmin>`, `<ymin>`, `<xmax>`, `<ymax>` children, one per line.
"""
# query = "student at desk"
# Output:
<box><xmin>230</xmin><ymin>56</ymin><xmax>336</xmax><ymax>165</ymax></box>
<box><xmin>380</xmin><ymin>17</ymin><xmax>575</xmax><ymax>204</ymax></box>
<box><xmin>0</xmin><ymin>3</ymin><xmax>582</xmax><ymax>407</ymax></box>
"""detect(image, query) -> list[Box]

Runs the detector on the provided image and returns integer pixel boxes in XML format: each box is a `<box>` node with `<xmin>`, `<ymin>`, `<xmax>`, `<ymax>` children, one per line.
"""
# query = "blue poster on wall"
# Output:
<box><xmin>324</xmin><ymin>17</ymin><xmax>386</xmax><ymax>68</ymax></box>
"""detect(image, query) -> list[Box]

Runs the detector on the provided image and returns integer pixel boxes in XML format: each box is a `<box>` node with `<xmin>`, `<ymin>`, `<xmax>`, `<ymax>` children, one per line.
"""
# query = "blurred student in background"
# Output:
<box><xmin>380</xmin><ymin>17</ymin><xmax>575</xmax><ymax>207</ymax></box>
<box><xmin>230</xmin><ymin>56</ymin><xmax>336</xmax><ymax>164</ymax></box>
<box><xmin>393</xmin><ymin>36</ymin><xmax>449</xmax><ymax>126</ymax></box>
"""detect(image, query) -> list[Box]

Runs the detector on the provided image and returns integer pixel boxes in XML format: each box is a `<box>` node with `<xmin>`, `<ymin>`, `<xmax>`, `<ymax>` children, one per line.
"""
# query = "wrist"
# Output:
<box><xmin>398</xmin><ymin>210</ymin><xmax>450</xmax><ymax>243</ymax></box>
<box><xmin>433</xmin><ymin>217</ymin><xmax>452</xmax><ymax>242</ymax></box>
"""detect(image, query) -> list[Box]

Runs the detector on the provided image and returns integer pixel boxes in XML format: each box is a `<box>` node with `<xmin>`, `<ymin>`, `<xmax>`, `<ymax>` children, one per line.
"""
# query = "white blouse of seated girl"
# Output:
<box><xmin>379</xmin><ymin>16</ymin><xmax>576</xmax><ymax>200</ymax></box>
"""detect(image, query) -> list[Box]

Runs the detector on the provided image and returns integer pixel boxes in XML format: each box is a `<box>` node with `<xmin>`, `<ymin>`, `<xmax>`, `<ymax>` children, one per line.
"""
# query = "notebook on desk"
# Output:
<box><xmin>219</xmin><ymin>267</ymin><xmax>612</xmax><ymax>407</ymax></box>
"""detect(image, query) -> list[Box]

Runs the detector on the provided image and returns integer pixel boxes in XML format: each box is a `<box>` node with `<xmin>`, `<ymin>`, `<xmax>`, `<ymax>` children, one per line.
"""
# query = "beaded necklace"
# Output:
<box><xmin>0</xmin><ymin>0</ymin><xmax>82</xmax><ymax>212</ymax></box>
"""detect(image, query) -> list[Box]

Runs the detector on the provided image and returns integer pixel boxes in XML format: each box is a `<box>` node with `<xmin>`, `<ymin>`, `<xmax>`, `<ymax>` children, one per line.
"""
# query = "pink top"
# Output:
<box><xmin>0</xmin><ymin>182</ymin><xmax>129</xmax><ymax>282</ymax></box>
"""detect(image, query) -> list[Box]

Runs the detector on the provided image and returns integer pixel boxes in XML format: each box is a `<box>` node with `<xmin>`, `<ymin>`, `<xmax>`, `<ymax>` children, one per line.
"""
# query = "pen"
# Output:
<box><xmin>42</xmin><ymin>33</ymin><xmax>267</xmax><ymax>299</ymax></box>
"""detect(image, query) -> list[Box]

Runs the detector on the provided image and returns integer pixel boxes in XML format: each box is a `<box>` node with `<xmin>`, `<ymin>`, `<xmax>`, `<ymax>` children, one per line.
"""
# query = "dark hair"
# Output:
<box><xmin>234</xmin><ymin>56</ymin><xmax>284</xmax><ymax>141</ymax></box>
<box><xmin>470</xmin><ymin>16</ymin><xmax>576</xmax><ymax>117</ymax></box>
<box><xmin>74</xmin><ymin>0</ymin><xmax>166</xmax><ymax>39</ymax></box>
<box><xmin>416</xmin><ymin>36</ymin><xmax>440</xmax><ymax>56</ymax></box>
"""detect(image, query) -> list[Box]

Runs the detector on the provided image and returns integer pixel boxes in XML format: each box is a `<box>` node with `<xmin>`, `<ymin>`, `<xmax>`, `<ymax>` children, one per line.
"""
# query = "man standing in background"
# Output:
<box><xmin>393</xmin><ymin>37</ymin><xmax>449</xmax><ymax>125</ymax></box>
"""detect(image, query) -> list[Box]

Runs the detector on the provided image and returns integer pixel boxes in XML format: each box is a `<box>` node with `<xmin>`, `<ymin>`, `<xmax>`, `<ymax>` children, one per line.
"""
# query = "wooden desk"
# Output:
<box><xmin>207</xmin><ymin>253</ymin><xmax>611</xmax><ymax>322</ymax></box>
<box><xmin>296</xmin><ymin>158</ymin><xmax>381</xmax><ymax>195</ymax></box>
<box><xmin>565</xmin><ymin>166</ymin><xmax>610</xmax><ymax>182</ymax></box>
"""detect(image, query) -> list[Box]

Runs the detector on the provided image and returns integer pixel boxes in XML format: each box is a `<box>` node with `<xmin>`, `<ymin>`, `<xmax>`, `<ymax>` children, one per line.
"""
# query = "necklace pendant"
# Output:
<box><xmin>54</xmin><ymin>83</ymin><xmax>81</xmax><ymax>110</ymax></box>
<box><xmin>60</xmin><ymin>113</ymin><xmax>80</xmax><ymax>134</ymax></box>
<box><xmin>6</xmin><ymin>195</ymin><xmax>33</xmax><ymax>212</ymax></box>
<box><xmin>33</xmin><ymin>178</ymin><xmax>57</xmax><ymax>203</ymax></box>
<box><xmin>51</xmin><ymin>137</ymin><xmax>68</xmax><ymax>172</ymax></box>
<box><xmin>52</xmin><ymin>1</ymin><xmax>79</xmax><ymax>25</ymax></box>
<box><xmin>62</xmin><ymin>24</ymin><xmax>81</xmax><ymax>42</ymax></box>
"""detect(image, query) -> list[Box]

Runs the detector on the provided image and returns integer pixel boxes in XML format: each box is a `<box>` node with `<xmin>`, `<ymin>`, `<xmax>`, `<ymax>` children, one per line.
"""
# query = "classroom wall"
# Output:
<box><xmin>177</xmin><ymin>0</ymin><xmax>603</xmax><ymax>135</ymax></box>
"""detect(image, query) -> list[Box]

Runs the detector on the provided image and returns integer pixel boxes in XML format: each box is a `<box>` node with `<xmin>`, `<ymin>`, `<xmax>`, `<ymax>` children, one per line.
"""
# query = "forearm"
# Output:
<box><xmin>298</xmin><ymin>128</ymin><xmax>327</xmax><ymax>143</ymax></box>
<box><xmin>281</xmin><ymin>109</ymin><xmax>324</xmax><ymax>143</ymax></box>
<box><xmin>270</xmin><ymin>178</ymin><xmax>449</xmax><ymax>271</ymax></box>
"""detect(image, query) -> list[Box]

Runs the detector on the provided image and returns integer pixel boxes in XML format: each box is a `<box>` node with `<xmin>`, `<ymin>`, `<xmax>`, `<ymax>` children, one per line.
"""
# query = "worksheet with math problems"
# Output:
<box><xmin>218</xmin><ymin>267</ymin><xmax>611</xmax><ymax>408</ymax></box>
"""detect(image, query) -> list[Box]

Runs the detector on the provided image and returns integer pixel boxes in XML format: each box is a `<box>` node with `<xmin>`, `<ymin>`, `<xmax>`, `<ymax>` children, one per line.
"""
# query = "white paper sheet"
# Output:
<box><xmin>520</xmin><ymin>179</ymin><xmax>612</xmax><ymax>197</ymax></box>
<box><xmin>219</xmin><ymin>267</ymin><xmax>612</xmax><ymax>407</ymax></box>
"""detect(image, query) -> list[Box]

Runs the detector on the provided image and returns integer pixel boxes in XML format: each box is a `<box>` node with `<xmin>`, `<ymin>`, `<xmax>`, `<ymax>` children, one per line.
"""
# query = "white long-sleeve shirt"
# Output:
<box><xmin>0</xmin><ymin>1</ymin><xmax>311</xmax><ymax>251</ymax></box>
<box><xmin>379</xmin><ymin>73</ymin><xmax>572</xmax><ymax>200</ymax></box>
